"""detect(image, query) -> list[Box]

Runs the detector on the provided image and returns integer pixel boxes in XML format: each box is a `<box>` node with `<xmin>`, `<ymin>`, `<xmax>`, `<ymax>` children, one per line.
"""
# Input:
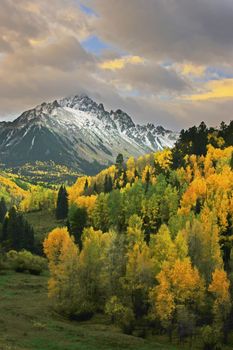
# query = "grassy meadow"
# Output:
<box><xmin>0</xmin><ymin>271</ymin><xmax>233</xmax><ymax>350</ymax></box>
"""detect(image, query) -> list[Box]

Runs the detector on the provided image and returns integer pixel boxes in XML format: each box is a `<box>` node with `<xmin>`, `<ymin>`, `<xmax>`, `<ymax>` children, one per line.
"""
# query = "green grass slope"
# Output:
<box><xmin>24</xmin><ymin>210</ymin><xmax>66</xmax><ymax>243</ymax></box>
<box><xmin>0</xmin><ymin>272</ymin><xmax>233</xmax><ymax>350</ymax></box>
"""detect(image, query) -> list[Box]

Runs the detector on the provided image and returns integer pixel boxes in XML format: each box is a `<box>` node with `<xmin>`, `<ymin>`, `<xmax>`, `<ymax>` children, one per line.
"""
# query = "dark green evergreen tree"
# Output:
<box><xmin>1</xmin><ymin>215</ymin><xmax>8</xmax><ymax>243</ymax></box>
<box><xmin>0</xmin><ymin>207</ymin><xmax>35</xmax><ymax>252</ymax></box>
<box><xmin>145</xmin><ymin>169</ymin><xmax>150</xmax><ymax>193</ymax></box>
<box><xmin>230</xmin><ymin>152</ymin><xmax>233</xmax><ymax>170</ymax></box>
<box><xmin>108</xmin><ymin>175</ymin><xmax>113</xmax><ymax>192</ymax></box>
<box><xmin>7</xmin><ymin>206</ymin><xmax>21</xmax><ymax>250</ymax></box>
<box><xmin>56</xmin><ymin>185</ymin><xmax>69</xmax><ymax>220</ymax></box>
<box><xmin>116</xmin><ymin>153</ymin><xmax>124</xmax><ymax>168</ymax></box>
<box><xmin>104</xmin><ymin>175</ymin><xmax>113</xmax><ymax>193</ymax></box>
<box><xmin>84</xmin><ymin>178</ymin><xmax>89</xmax><ymax>193</ymax></box>
<box><xmin>93</xmin><ymin>182</ymin><xmax>98</xmax><ymax>194</ymax></box>
<box><xmin>116</xmin><ymin>153</ymin><xmax>124</xmax><ymax>177</ymax></box>
<box><xmin>0</xmin><ymin>197</ymin><xmax>7</xmax><ymax>224</ymax></box>
<box><xmin>23</xmin><ymin>220</ymin><xmax>35</xmax><ymax>252</ymax></box>
<box><xmin>134</xmin><ymin>169</ymin><xmax>139</xmax><ymax>178</ymax></box>
<box><xmin>104</xmin><ymin>175</ymin><xmax>109</xmax><ymax>193</ymax></box>
<box><xmin>122</xmin><ymin>170</ymin><xmax>128</xmax><ymax>188</ymax></box>
<box><xmin>68</xmin><ymin>204</ymin><xmax>88</xmax><ymax>250</ymax></box>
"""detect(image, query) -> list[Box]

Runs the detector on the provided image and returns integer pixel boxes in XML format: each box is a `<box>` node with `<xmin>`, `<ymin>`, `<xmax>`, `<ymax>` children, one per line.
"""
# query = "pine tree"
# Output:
<box><xmin>93</xmin><ymin>182</ymin><xmax>98</xmax><ymax>194</ymax></box>
<box><xmin>104</xmin><ymin>175</ymin><xmax>113</xmax><ymax>193</ymax></box>
<box><xmin>108</xmin><ymin>175</ymin><xmax>113</xmax><ymax>192</ymax></box>
<box><xmin>56</xmin><ymin>185</ymin><xmax>69</xmax><ymax>220</ymax></box>
<box><xmin>116</xmin><ymin>153</ymin><xmax>124</xmax><ymax>177</ymax></box>
<box><xmin>122</xmin><ymin>170</ymin><xmax>128</xmax><ymax>188</ymax></box>
<box><xmin>2</xmin><ymin>207</ymin><xmax>35</xmax><ymax>252</ymax></box>
<box><xmin>68</xmin><ymin>204</ymin><xmax>88</xmax><ymax>250</ymax></box>
<box><xmin>145</xmin><ymin>169</ymin><xmax>150</xmax><ymax>193</ymax></box>
<box><xmin>7</xmin><ymin>206</ymin><xmax>22</xmax><ymax>250</ymax></box>
<box><xmin>23</xmin><ymin>220</ymin><xmax>35</xmax><ymax>252</ymax></box>
<box><xmin>84</xmin><ymin>178</ymin><xmax>89</xmax><ymax>193</ymax></box>
<box><xmin>1</xmin><ymin>215</ymin><xmax>8</xmax><ymax>243</ymax></box>
<box><xmin>134</xmin><ymin>169</ymin><xmax>139</xmax><ymax>179</ymax></box>
<box><xmin>0</xmin><ymin>197</ymin><xmax>7</xmax><ymax>224</ymax></box>
<box><xmin>116</xmin><ymin>153</ymin><xmax>124</xmax><ymax>169</ymax></box>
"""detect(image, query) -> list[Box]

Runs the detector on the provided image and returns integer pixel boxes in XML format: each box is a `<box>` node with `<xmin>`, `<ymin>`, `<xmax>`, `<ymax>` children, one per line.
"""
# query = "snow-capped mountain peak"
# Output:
<box><xmin>0</xmin><ymin>95</ymin><xmax>178</xmax><ymax>174</ymax></box>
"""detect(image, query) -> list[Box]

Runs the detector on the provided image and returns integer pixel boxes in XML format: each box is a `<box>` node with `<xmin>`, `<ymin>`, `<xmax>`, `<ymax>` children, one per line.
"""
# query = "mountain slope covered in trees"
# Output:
<box><xmin>42</xmin><ymin>121</ymin><xmax>233</xmax><ymax>348</ymax></box>
<box><xmin>0</xmin><ymin>121</ymin><xmax>232</xmax><ymax>349</ymax></box>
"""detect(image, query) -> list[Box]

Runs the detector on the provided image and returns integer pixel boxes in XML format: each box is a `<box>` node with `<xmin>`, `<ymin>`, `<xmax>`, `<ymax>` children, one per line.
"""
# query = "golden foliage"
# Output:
<box><xmin>151</xmin><ymin>258</ymin><xmax>205</xmax><ymax>323</ymax></box>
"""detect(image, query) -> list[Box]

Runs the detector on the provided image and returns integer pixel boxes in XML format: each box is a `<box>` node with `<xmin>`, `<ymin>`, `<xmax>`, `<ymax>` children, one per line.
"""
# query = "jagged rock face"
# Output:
<box><xmin>0</xmin><ymin>95</ymin><xmax>178</xmax><ymax>175</ymax></box>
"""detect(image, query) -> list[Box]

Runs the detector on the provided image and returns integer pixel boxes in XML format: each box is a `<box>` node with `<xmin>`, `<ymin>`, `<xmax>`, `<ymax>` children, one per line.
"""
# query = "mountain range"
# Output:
<box><xmin>0</xmin><ymin>95</ymin><xmax>178</xmax><ymax>175</ymax></box>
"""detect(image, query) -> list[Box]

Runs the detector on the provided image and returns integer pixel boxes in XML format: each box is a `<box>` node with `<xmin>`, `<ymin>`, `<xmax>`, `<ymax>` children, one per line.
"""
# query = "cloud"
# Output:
<box><xmin>0</xmin><ymin>0</ymin><xmax>232</xmax><ymax>130</ymax></box>
<box><xmin>90</xmin><ymin>0</ymin><xmax>233</xmax><ymax>64</ymax></box>
<box><xmin>0</xmin><ymin>0</ymin><xmax>95</xmax><ymax>117</ymax></box>
<box><xmin>3</xmin><ymin>35</ymin><xmax>93</xmax><ymax>72</ymax></box>
<box><xmin>186</xmin><ymin>78</ymin><xmax>233</xmax><ymax>101</ymax></box>
<box><xmin>100</xmin><ymin>61</ymin><xmax>190</xmax><ymax>95</ymax></box>
<box><xmin>99</xmin><ymin>56</ymin><xmax>144</xmax><ymax>70</ymax></box>
<box><xmin>177</xmin><ymin>63</ymin><xmax>206</xmax><ymax>77</ymax></box>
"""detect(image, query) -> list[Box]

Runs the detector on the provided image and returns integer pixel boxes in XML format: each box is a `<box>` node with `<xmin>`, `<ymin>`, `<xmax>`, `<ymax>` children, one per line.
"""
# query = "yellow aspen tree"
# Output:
<box><xmin>126</xmin><ymin>157</ymin><xmax>136</xmax><ymax>183</ymax></box>
<box><xmin>75</xmin><ymin>195</ymin><xmax>97</xmax><ymax>214</ymax></box>
<box><xmin>154</xmin><ymin>149</ymin><xmax>172</xmax><ymax>171</ymax></box>
<box><xmin>208</xmin><ymin>269</ymin><xmax>231</xmax><ymax>342</ymax></box>
<box><xmin>185</xmin><ymin>209</ymin><xmax>222</xmax><ymax>283</ymax></box>
<box><xmin>78</xmin><ymin>227</ymin><xmax>113</xmax><ymax>311</ymax></box>
<box><xmin>125</xmin><ymin>241</ymin><xmax>154</xmax><ymax>293</ymax></box>
<box><xmin>126</xmin><ymin>214</ymin><xmax>144</xmax><ymax>247</ymax></box>
<box><xmin>174</xmin><ymin>230</ymin><xmax>188</xmax><ymax>260</ymax></box>
<box><xmin>43</xmin><ymin>227</ymin><xmax>79</xmax><ymax>316</ymax></box>
<box><xmin>150</xmin><ymin>258</ymin><xmax>205</xmax><ymax>337</ymax></box>
<box><xmin>141</xmin><ymin>194</ymin><xmax>159</xmax><ymax>235</ymax></box>
<box><xmin>149</xmin><ymin>224</ymin><xmax>176</xmax><ymax>274</ymax></box>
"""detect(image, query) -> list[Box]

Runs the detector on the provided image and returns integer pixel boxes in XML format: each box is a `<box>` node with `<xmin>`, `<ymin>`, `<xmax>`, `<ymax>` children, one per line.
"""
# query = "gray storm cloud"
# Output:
<box><xmin>90</xmin><ymin>0</ymin><xmax>233</xmax><ymax>64</ymax></box>
<box><xmin>0</xmin><ymin>0</ymin><xmax>232</xmax><ymax>129</ymax></box>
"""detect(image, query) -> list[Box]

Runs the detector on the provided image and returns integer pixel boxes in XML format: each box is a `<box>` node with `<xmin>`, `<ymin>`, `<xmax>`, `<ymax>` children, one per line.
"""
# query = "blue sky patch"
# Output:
<box><xmin>81</xmin><ymin>35</ymin><xmax>111</xmax><ymax>55</ymax></box>
<box><xmin>79</xmin><ymin>3</ymin><xmax>97</xmax><ymax>16</ymax></box>
<box><xmin>205</xmin><ymin>66</ymin><xmax>233</xmax><ymax>80</ymax></box>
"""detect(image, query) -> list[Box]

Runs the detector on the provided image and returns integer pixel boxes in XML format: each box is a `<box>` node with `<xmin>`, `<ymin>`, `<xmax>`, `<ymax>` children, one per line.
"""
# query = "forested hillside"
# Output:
<box><xmin>0</xmin><ymin>172</ymin><xmax>28</xmax><ymax>205</ymax></box>
<box><xmin>43</xmin><ymin>121</ymin><xmax>233</xmax><ymax>348</ymax></box>
<box><xmin>0</xmin><ymin>121</ymin><xmax>232</xmax><ymax>349</ymax></box>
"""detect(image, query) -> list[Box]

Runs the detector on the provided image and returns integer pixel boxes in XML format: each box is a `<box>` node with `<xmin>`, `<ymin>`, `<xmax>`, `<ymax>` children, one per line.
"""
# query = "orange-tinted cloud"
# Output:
<box><xmin>186</xmin><ymin>78</ymin><xmax>233</xmax><ymax>101</ymax></box>
<box><xmin>99</xmin><ymin>56</ymin><xmax>144</xmax><ymax>70</ymax></box>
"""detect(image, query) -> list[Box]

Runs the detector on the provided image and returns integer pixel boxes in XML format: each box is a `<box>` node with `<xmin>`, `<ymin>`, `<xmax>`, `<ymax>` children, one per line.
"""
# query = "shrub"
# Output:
<box><xmin>7</xmin><ymin>250</ymin><xmax>47</xmax><ymax>275</ymax></box>
<box><xmin>105</xmin><ymin>296</ymin><xmax>125</xmax><ymax>323</ymax></box>
<box><xmin>0</xmin><ymin>252</ymin><xmax>8</xmax><ymax>272</ymax></box>
<box><xmin>201</xmin><ymin>325</ymin><xmax>221</xmax><ymax>350</ymax></box>
<box><xmin>70</xmin><ymin>301</ymin><xmax>95</xmax><ymax>321</ymax></box>
<box><xmin>105</xmin><ymin>296</ymin><xmax>135</xmax><ymax>334</ymax></box>
<box><xmin>119</xmin><ymin>307</ymin><xmax>135</xmax><ymax>335</ymax></box>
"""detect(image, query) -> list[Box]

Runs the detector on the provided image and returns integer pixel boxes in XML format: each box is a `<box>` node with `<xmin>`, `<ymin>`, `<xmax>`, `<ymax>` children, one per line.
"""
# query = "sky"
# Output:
<box><xmin>0</xmin><ymin>0</ymin><xmax>233</xmax><ymax>129</ymax></box>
